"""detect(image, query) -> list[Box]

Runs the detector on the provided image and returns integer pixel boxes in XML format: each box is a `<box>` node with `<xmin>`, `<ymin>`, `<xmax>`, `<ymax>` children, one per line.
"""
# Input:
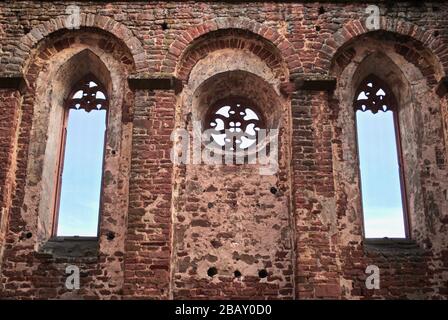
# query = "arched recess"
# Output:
<box><xmin>331</xmin><ymin>30</ymin><xmax>448</xmax><ymax>171</ymax></box>
<box><xmin>9</xmin><ymin>28</ymin><xmax>134</xmax><ymax>272</ymax></box>
<box><xmin>177</xmin><ymin>31</ymin><xmax>290</xmax><ymax>156</ymax></box>
<box><xmin>330</xmin><ymin>35</ymin><xmax>448</xmax><ymax>255</ymax></box>
<box><xmin>34</xmin><ymin>49</ymin><xmax>112</xmax><ymax>240</ymax></box>
<box><xmin>170</xmin><ymin>24</ymin><xmax>295</xmax><ymax>299</ymax></box>
<box><xmin>175</xmin><ymin>25</ymin><xmax>292</xmax><ymax>141</ymax></box>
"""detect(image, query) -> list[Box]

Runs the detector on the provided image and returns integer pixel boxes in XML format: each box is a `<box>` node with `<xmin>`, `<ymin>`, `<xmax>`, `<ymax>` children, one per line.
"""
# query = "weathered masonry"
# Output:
<box><xmin>0</xmin><ymin>0</ymin><xmax>447</xmax><ymax>299</ymax></box>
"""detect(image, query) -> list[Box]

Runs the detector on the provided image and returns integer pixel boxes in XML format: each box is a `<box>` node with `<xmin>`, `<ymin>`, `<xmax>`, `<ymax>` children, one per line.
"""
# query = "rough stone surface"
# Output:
<box><xmin>0</xmin><ymin>1</ymin><xmax>447</xmax><ymax>299</ymax></box>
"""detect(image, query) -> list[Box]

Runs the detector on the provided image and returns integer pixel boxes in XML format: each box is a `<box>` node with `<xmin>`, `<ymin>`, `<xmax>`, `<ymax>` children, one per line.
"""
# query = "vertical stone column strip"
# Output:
<box><xmin>291</xmin><ymin>75</ymin><xmax>342</xmax><ymax>299</ymax></box>
<box><xmin>436</xmin><ymin>77</ymin><xmax>448</xmax><ymax>292</ymax></box>
<box><xmin>123</xmin><ymin>74</ymin><xmax>181</xmax><ymax>298</ymax></box>
<box><xmin>436</xmin><ymin>77</ymin><xmax>448</xmax><ymax>153</ymax></box>
<box><xmin>0</xmin><ymin>75</ymin><xmax>25</xmax><ymax>275</ymax></box>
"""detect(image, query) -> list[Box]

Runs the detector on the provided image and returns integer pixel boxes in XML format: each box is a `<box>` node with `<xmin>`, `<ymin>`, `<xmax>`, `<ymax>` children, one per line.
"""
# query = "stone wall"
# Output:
<box><xmin>0</xmin><ymin>0</ymin><xmax>447</xmax><ymax>299</ymax></box>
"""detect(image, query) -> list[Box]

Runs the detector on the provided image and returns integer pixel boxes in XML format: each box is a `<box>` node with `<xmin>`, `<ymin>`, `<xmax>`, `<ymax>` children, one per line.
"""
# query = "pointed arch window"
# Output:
<box><xmin>53</xmin><ymin>74</ymin><xmax>108</xmax><ymax>237</ymax></box>
<box><xmin>354</xmin><ymin>75</ymin><xmax>409</xmax><ymax>238</ymax></box>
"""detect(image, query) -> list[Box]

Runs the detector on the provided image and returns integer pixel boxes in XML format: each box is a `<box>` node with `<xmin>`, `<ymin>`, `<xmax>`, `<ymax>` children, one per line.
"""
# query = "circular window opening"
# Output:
<box><xmin>204</xmin><ymin>97</ymin><xmax>266</xmax><ymax>152</ymax></box>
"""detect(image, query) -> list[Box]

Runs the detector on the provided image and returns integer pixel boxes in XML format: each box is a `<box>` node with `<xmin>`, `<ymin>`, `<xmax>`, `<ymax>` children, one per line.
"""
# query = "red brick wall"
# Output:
<box><xmin>124</xmin><ymin>89</ymin><xmax>175</xmax><ymax>299</ymax></box>
<box><xmin>292</xmin><ymin>91</ymin><xmax>341</xmax><ymax>299</ymax></box>
<box><xmin>0</xmin><ymin>1</ymin><xmax>447</xmax><ymax>299</ymax></box>
<box><xmin>0</xmin><ymin>89</ymin><xmax>21</xmax><ymax>276</ymax></box>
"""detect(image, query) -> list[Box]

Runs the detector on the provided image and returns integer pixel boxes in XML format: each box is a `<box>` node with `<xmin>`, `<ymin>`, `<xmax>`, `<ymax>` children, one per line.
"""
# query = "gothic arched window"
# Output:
<box><xmin>205</xmin><ymin>97</ymin><xmax>265</xmax><ymax>152</ymax></box>
<box><xmin>354</xmin><ymin>75</ymin><xmax>409</xmax><ymax>238</ymax></box>
<box><xmin>53</xmin><ymin>74</ymin><xmax>108</xmax><ymax>237</ymax></box>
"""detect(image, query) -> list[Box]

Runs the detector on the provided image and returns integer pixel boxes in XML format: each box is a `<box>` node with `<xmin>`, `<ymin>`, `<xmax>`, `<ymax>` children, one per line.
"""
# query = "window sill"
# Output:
<box><xmin>39</xmin><ymin>236</ymin><xmax>99</xmax><ymax>258</ymax></box>
<box><xmin>363</xmin><ymin>238</ymin><xmax>424</xmax><ymax>254</ymax></box>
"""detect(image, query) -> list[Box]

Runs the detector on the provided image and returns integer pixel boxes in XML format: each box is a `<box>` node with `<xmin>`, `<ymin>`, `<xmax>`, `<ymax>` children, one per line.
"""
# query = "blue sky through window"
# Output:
<box><xmin>356</xmin><ymin>110</ymin><xmax>406</xmax><ymax>238</ymax></box>
<box><xmin>57</xmin><ymin>108</ymin><xmax>106</xmax><ymax>236</ymax></box>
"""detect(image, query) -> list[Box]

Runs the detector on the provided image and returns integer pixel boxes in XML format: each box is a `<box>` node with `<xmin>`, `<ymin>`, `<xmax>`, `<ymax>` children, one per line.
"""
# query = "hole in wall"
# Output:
<box><xmin>208</xmin><ymin>202</ymin><xmax>214</xmax><ymax>209</ymax></box>
<box><xmin>234</xmin><ymin>270</ymin><xmax>242</xmax><ymax>278</ymax></box>
<box><xmin>107</xmin><ymin>231</ymin><xmax>115</xmax><ymax>240</ymax></box>
<box><xmin>160</xmin><ymin>22</ymin><xmax>169</xmax><ymax>30</ymax></box>
<box><xmin>315</xmin><ymin>25</ymin><xmax>321</xmax><ymax>32</ymax></box>
<box><xmin>26</xmin><ymin>232</ymin><xmax>32</xmax><ymax>239</ymax></box>
<box><xmin>258</xmin><ymin>269</ymin><xmax>268</xmax><ymax>278</ymax></box>
<box><xmin>207</xmin><ymin>267</ymin><xmax>218</xmax><ymax>277</ymax></box>
<box><xmin>270</xmin><ymin>187</ymin><xmax>277</xmax><ymax>195</ymax></box>
<box><xmin>318</xmin><ymin>6</ymin><xmax>325</xmax><ymax>15</ymax></box>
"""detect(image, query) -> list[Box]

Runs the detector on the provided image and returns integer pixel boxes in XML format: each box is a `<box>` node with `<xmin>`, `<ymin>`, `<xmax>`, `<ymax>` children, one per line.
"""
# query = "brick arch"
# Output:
<box><xmin>14</xmin><ymin>14</ymin><xmax>145</xmax><ymax>74</ymax></box>
<box><xmin>23</xmin><ymin>31</ymin><xmax>135</xmax><ymax>91</ymax></box>
<box><xmin>332</xmin><ymin>31</ymin><xmax>441</xmax><ymax>88</ymax></box>
<box><xmin>324</xmin><ymin>18</ymin><xmax>447</xmax><ymax>79</ymax></box>
<box><xmin>176</xmin><ymin>29</ymin><xmax>288</xmax><ymax>82</ymax></box>
<box><xmin>161</xmin><ymin>17</ymin><xmax>301</xmax><ymax>79</ymax></box>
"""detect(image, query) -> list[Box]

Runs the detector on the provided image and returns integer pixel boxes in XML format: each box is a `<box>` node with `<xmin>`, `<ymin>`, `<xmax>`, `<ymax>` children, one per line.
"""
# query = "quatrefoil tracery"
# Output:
<box><xmin>206</xmin><ymin>98</ymin><xmax>265</xmax><ymax>151</ymax></box>
<box><xmin>65</xmin><ymin>75</ymin><xmax>108</xmax><ymax>112</ymax></box>
<box><xmin>354</xmin><ymin>75</ymin><xmax>397</xmax><ymax>114</ymax></box>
